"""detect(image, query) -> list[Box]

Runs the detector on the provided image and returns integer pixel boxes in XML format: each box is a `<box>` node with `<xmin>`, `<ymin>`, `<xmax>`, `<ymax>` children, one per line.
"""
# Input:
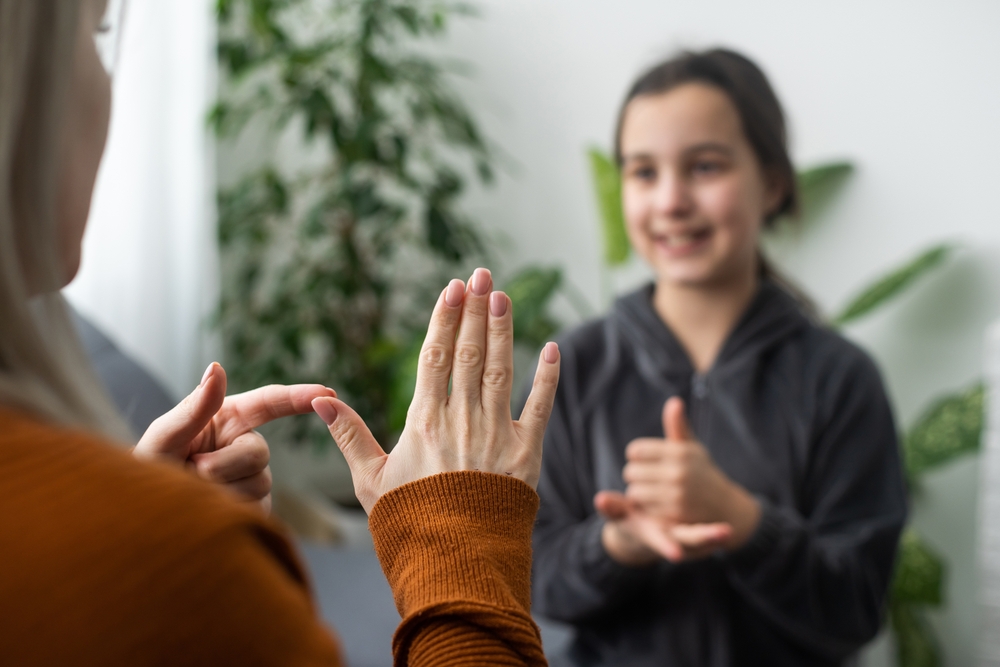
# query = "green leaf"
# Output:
<box><xmin>504</xmin><ymin>267</ymin><xmax>563</xmax><ymax>349</ymax></box>
<box><xmin>904</xmin><ymin>383</ymin><xmax>984</xmax><ymax>478</ymax></box>
<box><xmin>797</xmin><ymin>161</ymin><xmax>854</xmax><ymax>217</ymax></box>
<box><xmin>587</xmin><ymin>148</ymin><xmax>630</xmax><ymax>266</ymax></box>
<box><xmin>892</xmin><ymin>528</ymin><xmax>945</xmax><ymax>606</ymax></box>
<box><xmin>890</xmin><ymin>598</ymin><xmax>942</xmax><ymax>667</ymax></box>
<box><xmin>833</xmin><ymin>244</ymin><xmax>953</xmax><ymax>326</ymax></box>
<box><xmin>387</xmin><ymin>333</ymin><xmax>422</xmax><ymax>433</ymax></box>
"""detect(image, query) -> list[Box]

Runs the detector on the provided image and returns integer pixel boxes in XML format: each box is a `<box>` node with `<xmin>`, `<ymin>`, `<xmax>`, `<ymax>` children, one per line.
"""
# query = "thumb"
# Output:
<box><xmin>663</xmin><ymin>396</ymin><xmax>690</xmax><ymax>442</ymax></box>
<box><xmin>135</xmin><ymin>362</ymin><xmax>226</xmax><ymax>459</ymax></box>
<box><xmin>594</xmin><ymin>490</ymin><xmax>631</xmax><ymax>520</ymax></box>
<box><xmin>312</xmin><ymin>397</ymin><xmax>386</xmax><ymax>476</ymax></box>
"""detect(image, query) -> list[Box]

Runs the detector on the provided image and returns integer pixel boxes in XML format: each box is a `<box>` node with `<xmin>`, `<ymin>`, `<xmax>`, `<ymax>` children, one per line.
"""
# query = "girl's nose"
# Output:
<box><xmin>652</xmin><ymin>172</ymin><xmax>693</xmax><ymax>218</ymax></box>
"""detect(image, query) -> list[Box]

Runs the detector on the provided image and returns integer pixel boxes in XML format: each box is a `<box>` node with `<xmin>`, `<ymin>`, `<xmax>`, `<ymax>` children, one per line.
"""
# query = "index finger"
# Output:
<box><xmin>216</xmin><ymin>384</ymin><xmax>336</xmax><ymax>440</ymax></box>
<box><xmin>624</xmin><ymin>438</ymin><xmax>668</xmax><ymax>462</ymax></box>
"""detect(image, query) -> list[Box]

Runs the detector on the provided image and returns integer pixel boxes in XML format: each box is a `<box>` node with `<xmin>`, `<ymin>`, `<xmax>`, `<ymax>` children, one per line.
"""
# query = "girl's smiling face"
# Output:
<box><xmin>619</xmin><ymin>82</ymin><xmax>783</xmax><ymax>288</ymax></box>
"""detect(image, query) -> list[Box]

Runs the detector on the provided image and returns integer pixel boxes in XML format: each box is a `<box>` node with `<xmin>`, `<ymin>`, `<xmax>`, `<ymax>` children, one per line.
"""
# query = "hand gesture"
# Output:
<box><xmin>311</xmin><ymin>268</ymin><xmax>561</xmax><ymax>514</ymax></box>
<box><xmin>134</xmin><ymin>363</ymin><xmax>336</xmax><ymax>513</ymax></box>
<box><xmin>595</xmin><ymin>397</ymin><xmax>760</xmax><ymax>564</ymax></box>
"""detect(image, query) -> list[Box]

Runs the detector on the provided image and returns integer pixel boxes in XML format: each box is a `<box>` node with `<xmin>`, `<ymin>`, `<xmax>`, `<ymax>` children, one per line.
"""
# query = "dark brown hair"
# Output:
<box><xmin>614</xmin><ymin>48</ymin><xmax>798</xmax><ymax>225</ymax></box>
<box><xmin>614</xmin><ymin>48</ymin><xmax>818</xmax><ymax>315</ymax></box>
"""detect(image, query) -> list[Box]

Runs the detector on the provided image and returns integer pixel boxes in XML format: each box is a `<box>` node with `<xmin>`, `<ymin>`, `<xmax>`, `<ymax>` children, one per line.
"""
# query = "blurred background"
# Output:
<box><xmin>65</xmin><ymin>1</ymin><xmax>1000</xmax><ymax>665</ymax></box>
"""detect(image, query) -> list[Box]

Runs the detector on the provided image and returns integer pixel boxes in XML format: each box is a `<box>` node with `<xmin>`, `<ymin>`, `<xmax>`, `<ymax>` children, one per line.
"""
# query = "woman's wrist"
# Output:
<box><xmin>601</xmin><ymin>520</ymin><xmax>658</xmax><ymax>566</ymax></box>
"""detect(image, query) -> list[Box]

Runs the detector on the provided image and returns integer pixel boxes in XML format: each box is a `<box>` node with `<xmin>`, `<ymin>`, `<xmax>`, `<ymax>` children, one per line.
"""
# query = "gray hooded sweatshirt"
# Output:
<box><xmin>529</xmin><ymin>281</ymin><xmax>907</xmax><ymax>666</ymax></box>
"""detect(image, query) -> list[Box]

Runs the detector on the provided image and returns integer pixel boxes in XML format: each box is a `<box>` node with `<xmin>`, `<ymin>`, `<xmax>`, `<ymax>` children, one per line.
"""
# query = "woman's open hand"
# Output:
<box><xmin>133</xmin><ymin>363</ymin><xmax>336</xmax><ymax>513</ymax></box>
<box><xmin>312</xmin><ymin>268</ymin><xmax>561</xmax><ymax>514</ymax></box>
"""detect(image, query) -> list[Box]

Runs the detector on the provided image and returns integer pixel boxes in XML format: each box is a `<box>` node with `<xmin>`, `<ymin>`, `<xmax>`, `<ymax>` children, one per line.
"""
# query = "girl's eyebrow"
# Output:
<box><xmin>683</xmin><ymin>142</ymin><xmax>734</xmax><ymax>156</ymax></box>
<box><xmin>621</xmin><ymin>142</ymin><xmax>735</xmax><ymax>164</ymax></box>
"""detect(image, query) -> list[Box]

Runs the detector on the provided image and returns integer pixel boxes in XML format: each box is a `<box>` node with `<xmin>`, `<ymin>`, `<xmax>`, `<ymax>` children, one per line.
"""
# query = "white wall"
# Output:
<box><xmin>438</xmin><ymin>1</ymin><xmax>1000</xmax><ymax>664</ymax></box>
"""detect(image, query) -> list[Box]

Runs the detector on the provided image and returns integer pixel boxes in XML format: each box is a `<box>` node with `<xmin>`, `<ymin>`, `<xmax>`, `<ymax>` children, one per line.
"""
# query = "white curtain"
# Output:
<box><xmin>65</xmin><ymin>0</ymin><xmax>218</xmax><ymax>400</ymax></box>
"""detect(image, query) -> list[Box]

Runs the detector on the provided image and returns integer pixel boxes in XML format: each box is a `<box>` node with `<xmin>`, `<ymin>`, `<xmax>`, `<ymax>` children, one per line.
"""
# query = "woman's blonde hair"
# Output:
<box><xmin>0</xmin><ymin>0</ymin><xmax>133</xmax><ymax>442</ymax></box>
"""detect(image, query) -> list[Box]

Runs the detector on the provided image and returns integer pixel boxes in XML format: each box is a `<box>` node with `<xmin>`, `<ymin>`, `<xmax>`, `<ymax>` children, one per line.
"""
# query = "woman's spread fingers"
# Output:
<box><xmin>412</xmin><ymin>279</ymin><xmax>465</xmax><ymax>405</ymax></box>
<box><xmin>516</xmin><ymin>342</ymin><xmax>560</xmax><ymax>446</ymax></box>
<box><xmin>481</xmin><ymin>291</ymin><xmax>514</xmax><ymax>418</ymax></box>
<box><xmin>450</xmin><ymin>267</ymin><xmax>492</xmax><ymax>406</ymax></box>
<box><xmin>190</xmin><ymin>430</ymin><xmax>270</xmax><ymax>483</ymax></box>
<box><xmin>134</xmin><ymin>362</ymin><xmax>227</xmax><ymax>460</ymax></box>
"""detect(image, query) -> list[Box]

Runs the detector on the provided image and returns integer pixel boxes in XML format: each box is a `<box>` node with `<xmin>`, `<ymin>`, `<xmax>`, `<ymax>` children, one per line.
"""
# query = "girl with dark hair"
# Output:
<box><xmin>529</xmin><ymin>48</ymin><xmax>907</xmax><ymax>666</ymax></box>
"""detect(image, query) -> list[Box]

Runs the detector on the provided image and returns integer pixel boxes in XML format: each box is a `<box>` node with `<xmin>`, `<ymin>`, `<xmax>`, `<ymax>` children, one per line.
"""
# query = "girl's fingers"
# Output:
<box><xmin>516</xmin><ymin>342</ymin><xmax>560</xmax><ymax>446</ymax></box>
<box><xmin>624</xmin><ymin>438</ymin><xmax>668</xmax><ymax>462</ymax></box>
<box><xmin>663</xmin><ymin>397</ymin><xmax>691</xmax><ymax>442</ymax></box>
<box><xmin>622</xmin><ymin>460</ymin><xmax>665</xmax><ymax>484</ymax></box>
<box><xmin>481</xmin><ymin>291</ymin><xmax>514</xmax><ymax>419</ymax></box>
<box><xmin>450</xmin><ymin>268</ymin><xmax>492</xmax><ymax>406</ymax></box>
<box><xmin>623</xmin><ymin>482</ymin><xmax>665</xmax><ymax>508</ymax></box>
<box><xmin>593</xmin><ymin>490</ymin><xmax>630</xmax><ymax>520</ymax></box>
<box><xmin>670</xmin><ymin>522</ymin><xmax>732</xmax><ymax>548</ymax></box>
<box><xmin>641</xmin><ymin>525</ymin><xmax>684</xmax><ymax>562</ymax></box>
<box><xmin>412</xmin><ymin>279</ymin><xmax>465</xmax><ymax>406</ymax></box>
<box><xmin>190</xmin><ymin>430</ymin><xmax>270</xmax><ymax>483</ymax></box>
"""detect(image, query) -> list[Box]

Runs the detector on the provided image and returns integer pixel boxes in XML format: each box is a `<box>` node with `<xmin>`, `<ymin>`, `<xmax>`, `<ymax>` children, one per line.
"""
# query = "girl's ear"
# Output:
<box><xmin>762</xmin><ymin>167</ymin><xmax>789</xmax><ymax>221</ymax></box>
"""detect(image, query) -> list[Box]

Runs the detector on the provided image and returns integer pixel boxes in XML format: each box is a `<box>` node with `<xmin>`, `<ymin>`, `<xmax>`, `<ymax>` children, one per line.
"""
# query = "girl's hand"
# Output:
<box><xmin>595</xmin><ymin>492</ymin><xmax>732</xmax><ymax>564</ymax></box>
<box><xmin>133</xmin><ymin>363</ymin><xmax>336</xmax><ymax>513</ymax></box>
<box><xmin>311</xmin><ymin>268</ymin><xmax>561</xmax><ymax>514</ymax></box>
<box><xmin>595</xmin><ymin>397</ymin><xmax>760</xmax><ymax>564</ymax></box>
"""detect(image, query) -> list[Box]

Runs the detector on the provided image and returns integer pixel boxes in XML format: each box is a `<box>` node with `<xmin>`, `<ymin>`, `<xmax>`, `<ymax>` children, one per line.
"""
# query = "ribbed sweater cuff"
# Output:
<box><xmin>369</xmin><ymin>471</ymin><xmax>540</xmax><ymax>616</ymax></box>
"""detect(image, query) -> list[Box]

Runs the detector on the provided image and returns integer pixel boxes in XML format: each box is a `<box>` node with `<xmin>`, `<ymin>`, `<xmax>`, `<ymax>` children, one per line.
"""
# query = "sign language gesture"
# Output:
<box><xmin>134</xmin><ymin>363</ymin><xmax>336</xmax><ymax>512</ymax></box>
<box><xmin>595</xmin><ymin>397</ymin><xmax>761</xmax><ymax>564</ymax></box>
<box><xmin>311</xmin><ymin>268</ymin><xmax>561</xmax><ymax>514</ymax></box>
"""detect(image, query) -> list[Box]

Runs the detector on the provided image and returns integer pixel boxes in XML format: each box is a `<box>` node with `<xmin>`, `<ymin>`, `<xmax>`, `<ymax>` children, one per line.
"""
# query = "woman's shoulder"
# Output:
<box><xmin>0</xmin><ymin>406</ymin><xmax>262</xmax><ymax>531</ymax></box>
<box><xmin>0</xmin><ymin>406</ymin><xmax>339</xmax><ymax>664</ymax></box>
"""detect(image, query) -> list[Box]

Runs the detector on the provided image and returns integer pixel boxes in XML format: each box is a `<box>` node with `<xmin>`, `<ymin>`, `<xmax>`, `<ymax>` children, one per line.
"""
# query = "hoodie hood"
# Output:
<box><xmin>611</xmin><ymin>280</ymin><xmax>811</xmax><ymax>386</ymax></box>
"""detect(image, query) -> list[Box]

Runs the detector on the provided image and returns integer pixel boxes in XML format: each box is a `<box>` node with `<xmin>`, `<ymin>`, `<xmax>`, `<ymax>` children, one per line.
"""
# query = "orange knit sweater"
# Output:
<box><xmin>0</xmin><ymin>408</ymin><xmax>547</xmax><ymax>666</ymax></box>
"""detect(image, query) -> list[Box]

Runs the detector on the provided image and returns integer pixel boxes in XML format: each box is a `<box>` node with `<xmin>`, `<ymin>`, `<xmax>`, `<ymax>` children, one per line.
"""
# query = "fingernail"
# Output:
<box><xmin>312</xmin><ymin>398</ymin><xmax>338</xmax><ymax>426</ymax></box>
<box><xmin>489</xmin><ymin>291</ymin><xmax>507</xmax><ymax>317</ymax></box>
<box><xmin>445</xmin><ymin>279</ymin><xmax>465</xmax><ymax>307</ymax></box>
<box><xmin>199</xmin><ymin>362</ymin><xmax>216</xmax><ymax>388</ymax></box>
<box><xmin>543</xmin><ymin>341</ymin><xmax>559</xmax><ymax>364</ymax></box>
<box><xmin>470</xmin><ymin>267</ymin><xmax>491</xmax><ymax>296</ymax></box>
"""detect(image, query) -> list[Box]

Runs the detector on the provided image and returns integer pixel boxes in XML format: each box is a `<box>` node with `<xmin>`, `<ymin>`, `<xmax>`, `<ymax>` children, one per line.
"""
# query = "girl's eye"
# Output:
<box><xmin>629</xmin><ymin>166</ymin><xmax>657</xmax><ymax>182</ymax></box>
<box><xmin>692</xmin><ymin>161</ymin><xmax>723</xmax><ymax>176</ymax></box>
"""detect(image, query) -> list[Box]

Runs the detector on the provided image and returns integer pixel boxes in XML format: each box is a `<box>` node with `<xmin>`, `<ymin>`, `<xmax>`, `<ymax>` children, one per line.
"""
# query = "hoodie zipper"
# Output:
<box><xmin>690</xmin><ymin>371</ymin><xmax>710</xmax><ymax>440</ymax></box>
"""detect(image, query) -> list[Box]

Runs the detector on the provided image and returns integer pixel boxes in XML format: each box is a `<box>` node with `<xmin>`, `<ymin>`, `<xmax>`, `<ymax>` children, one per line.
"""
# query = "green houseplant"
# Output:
<box><xmin>587</xmin><ymin>150</ymin><xmax>984</xmax><ymax>667</ymax></box>
<box><xmin>213</xmin><ymin>0</ymin><xmax>563</xmax><ymax>460</ymax></box>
